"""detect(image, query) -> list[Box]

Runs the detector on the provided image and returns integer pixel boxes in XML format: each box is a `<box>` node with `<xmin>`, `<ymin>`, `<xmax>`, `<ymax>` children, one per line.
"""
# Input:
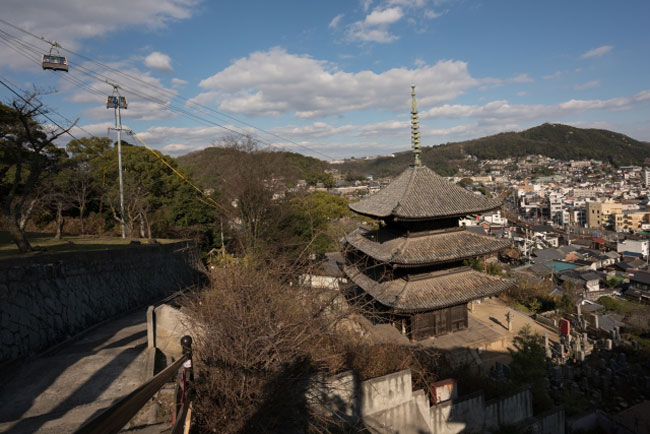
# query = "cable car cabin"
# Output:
<box><xmin>41</xmin><ymin>54</ymin><xmax>68</xmax><ymax>72</ymax></box>
<box><xmin>106</xmin><ymin>96</ymin><xmax>128</xmax><ymax>109</ymax></box>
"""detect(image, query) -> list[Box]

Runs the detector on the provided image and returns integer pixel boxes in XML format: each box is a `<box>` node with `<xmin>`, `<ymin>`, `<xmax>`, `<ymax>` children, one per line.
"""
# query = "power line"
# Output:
<box><xmin>0</xmin><ymin>74</ymin><xmax>95</xmax><ymax>137</ymax></box>
<box><xmin>0</xmin><ymin>76</ymin><xmax>80</xmax><ymax>140</ymax></box>
<box><xmin>0</xmin><ymin>18</ymin><xmax>338</xmax><ymax>160</ymax></box>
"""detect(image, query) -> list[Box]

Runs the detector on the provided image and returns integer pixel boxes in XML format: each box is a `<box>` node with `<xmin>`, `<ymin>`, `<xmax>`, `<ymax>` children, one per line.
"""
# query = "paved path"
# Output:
<box><xmin>0</xmin><ymin>309</ymin><xmax>149</xmax><ymax>434</ymax></box>
<box><xmin>470</xmin><ymin>298</ymin><xmax>561</xmax><ymax>350</ymax></box>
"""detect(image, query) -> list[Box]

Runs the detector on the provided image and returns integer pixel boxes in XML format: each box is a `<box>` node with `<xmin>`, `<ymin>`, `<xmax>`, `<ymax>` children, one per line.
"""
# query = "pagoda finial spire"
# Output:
<box><xmin>410</xmin><ymin>84</ymin><xmax>421</xmax><ymax>166</ymax></box>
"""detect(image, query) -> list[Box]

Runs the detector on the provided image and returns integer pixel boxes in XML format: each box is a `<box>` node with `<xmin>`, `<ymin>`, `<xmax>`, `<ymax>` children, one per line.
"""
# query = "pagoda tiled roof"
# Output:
<box><xmin>349</xmin><ymin>165</ymin><xmax>501</xmax><ymax>220</ymax></box>
<box><xmin>345</xmin><ymin>227</ymin><xmax>512</xmax><ymax>266</ymax></box>
<box><xmin>343</xmin><ymin>264</ymin><xmax>514</xmax><ymax>313</ymax></box>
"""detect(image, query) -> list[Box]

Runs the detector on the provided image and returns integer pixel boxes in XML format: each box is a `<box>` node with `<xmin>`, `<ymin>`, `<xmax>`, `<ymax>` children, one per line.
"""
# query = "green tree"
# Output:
<box><xmin>0</xmin><ymin>98</ymin><xmax>73</xmax><ymax>251</ymax></box>
<box><xmin>289</xmin><ymin>192</ymin><xmax>351</xmax><ymax>254</ymax></box>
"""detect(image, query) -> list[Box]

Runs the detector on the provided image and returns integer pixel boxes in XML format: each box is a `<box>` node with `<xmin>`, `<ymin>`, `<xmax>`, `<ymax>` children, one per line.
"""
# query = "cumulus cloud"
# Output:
<box><xmin>346</xmin><ymin>6</ymin><xmax>404</xmax><ymax>43</ymax></box>
<box><xmin>194</xmin><ymin>47</ymin><xmax>477</xmax><ymax>118</ymax></box>
<box><xmin>144</xmin><ymin>51</ymin><xmax>173</xmax><ymax>73</ymax></box>
<box><xmin>61</xmin><ymin>61</ymin><xmax>179</xmax><ymax>122</ymax></box>
<box><xmin>0</xmin><ymin>0</ymin><xmax>201</xmax><ymax>69</ymax></box>
<box><xmin>574</xmin><ymin>80</ymin><xmax>601</xmax><ymax>90</ymax></box>
<box><xmin>580</xmin><ymin>45</ymin><xmax>613</xmax><ymax>59</ymax></box>
<box><xmin>364</xmin><ymin>7</ymin><xmax>404</xmax><ymax>25</ymax></box>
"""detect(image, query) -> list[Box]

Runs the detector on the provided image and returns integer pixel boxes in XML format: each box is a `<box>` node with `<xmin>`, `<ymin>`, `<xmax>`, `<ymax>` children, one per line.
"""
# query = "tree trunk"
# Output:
<box><xmin>55</xmin><ymin>202</ymin><xmax>65</xmax><ymax>240</ymax></box>
<box><xmin>139</xmin><ymin>214</ymin><xmax>146</xmax><ymax>239</ymax></box>
<box><xmin>2</xmin><ymin>214</ymin><xmax>32</xmax><ymax>252</ymax></box>
<box><xmin>79</xmin><ymin>203</ymin><xmax>85</xmax><ymax>234</ymax></box>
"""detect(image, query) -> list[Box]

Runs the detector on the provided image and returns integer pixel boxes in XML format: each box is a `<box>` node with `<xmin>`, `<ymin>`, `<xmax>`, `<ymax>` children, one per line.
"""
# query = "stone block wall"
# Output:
<box><xmin>0</xmin><ymin>241</ymin><xmax>206</xmax><ymax>363</ymax></box>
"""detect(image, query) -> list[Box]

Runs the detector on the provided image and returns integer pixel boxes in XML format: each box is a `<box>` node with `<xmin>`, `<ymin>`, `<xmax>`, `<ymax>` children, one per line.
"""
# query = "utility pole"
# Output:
<box><xmin>107</xmin><ymin>83</ymin><xmax>127</xmax><ymax>238</ymax></box>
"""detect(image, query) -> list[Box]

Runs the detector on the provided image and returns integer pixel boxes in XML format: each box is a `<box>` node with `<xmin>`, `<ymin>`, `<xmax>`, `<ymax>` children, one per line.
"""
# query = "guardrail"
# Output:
<box><xmin>75</xmin><ymin>335</ymin><xmax>194</xmax><ymax>434</ymax></box>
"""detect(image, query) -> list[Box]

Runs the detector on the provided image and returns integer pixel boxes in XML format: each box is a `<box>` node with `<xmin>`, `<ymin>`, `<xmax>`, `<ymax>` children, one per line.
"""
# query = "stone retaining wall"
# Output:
<box><xmin>0</xmin><ymin>241</ymin><xmax>206</xmax><ymax>363</ymax></box>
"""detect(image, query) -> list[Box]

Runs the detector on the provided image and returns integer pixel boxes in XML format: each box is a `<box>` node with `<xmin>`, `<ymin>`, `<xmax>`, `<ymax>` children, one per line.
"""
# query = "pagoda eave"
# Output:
<box><xmin>343</xmin><ymin>264</ymin><xmax>515</xmax><ymax>313</ymax></box>
<box><xmin>345</xmin><ymin>228</ymin><xmax>513</xmax><ymax>267</ymax></box>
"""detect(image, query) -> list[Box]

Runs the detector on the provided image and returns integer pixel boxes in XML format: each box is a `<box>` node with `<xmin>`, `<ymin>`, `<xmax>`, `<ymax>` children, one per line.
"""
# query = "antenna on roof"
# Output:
<box><xmin>411</xmin><ymin>84</ymin><xmax>421</xmax><ymax>166</ymax></box>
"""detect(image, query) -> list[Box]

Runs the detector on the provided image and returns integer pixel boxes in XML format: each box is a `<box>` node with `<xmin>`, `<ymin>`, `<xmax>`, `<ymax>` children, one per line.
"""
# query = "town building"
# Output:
<box><xmin>342</xmin><ymin>86</ymin><xmax>513</xmax><ymax>341</ymax></box>
<box><xmin>586</xmin><ymin>200</ymin><xmax>623</xmax><ymax>228</ymax></box>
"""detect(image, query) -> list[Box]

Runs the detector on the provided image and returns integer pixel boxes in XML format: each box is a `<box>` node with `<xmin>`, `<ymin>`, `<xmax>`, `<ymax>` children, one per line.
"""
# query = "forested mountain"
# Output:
<box><xmin>337</xmin><ymin>123</ymin><xmax>650</xmax><ymax>178</ymax></box>
<box><xmin>177</xmin><ymin>145</ymin><xmax>333</xmax><ymax>189</ymax></box>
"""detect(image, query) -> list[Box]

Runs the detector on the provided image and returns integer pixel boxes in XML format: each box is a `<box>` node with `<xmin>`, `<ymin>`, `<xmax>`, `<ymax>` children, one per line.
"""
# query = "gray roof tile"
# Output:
<box><xmin>345</xmin><ymin>227</ymin><xmax>512</xmax><ymax>266</ymax></box>
<box><xmin>344</xmin><ymin>264</ymin><xmax>514</xmax><ymax>312</ymax></box>
<box><xmin>349</xmin><ymin>165</ymin><xmax>501</xmax><ymax>220</ymax></box>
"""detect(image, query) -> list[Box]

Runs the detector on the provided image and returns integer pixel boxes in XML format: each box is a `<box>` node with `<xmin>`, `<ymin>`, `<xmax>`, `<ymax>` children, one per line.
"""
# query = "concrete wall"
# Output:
<box><xmin>360</xmin><ymin>370</ymin><xmax>413</xmax><ymax>416</ymax></box>
<box><xmin>315</xmin><ymin>369</ymin><xmax>557</xmax><ymax>434</ymax></box>
<box><xmin>0</xmin><ymin>241</ymin><xmax>206</xmax><ymax>363</ymax></box>
<box><xmin>148</xmin><ymin>304</ymin><xmax>193</xmax><ymax>360</ymax></box>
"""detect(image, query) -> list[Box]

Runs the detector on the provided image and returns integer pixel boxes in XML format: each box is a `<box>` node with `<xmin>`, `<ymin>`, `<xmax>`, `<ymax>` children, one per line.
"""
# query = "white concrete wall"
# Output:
<box><xmin>360</xmin><ymin>370</ymin><xmax>413</xmax><ymax>416</ymax></box>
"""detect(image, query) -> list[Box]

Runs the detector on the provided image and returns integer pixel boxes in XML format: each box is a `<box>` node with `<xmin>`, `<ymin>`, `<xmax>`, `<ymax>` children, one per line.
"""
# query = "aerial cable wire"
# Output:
<box><xmin>0</xmin><ymin>18</ymin><xmax>338</xmax><ymax>161</ymax></box>
<box><xmin>127</xmin><ymin>129</ymin><xmax>232</xmax><ymax>215</ymax></box>
<box><xmin>0</xmin><ymin>76</ymin><xmax>81</xmax><ymax>141</ymax></box>
<box><xmin>0</xmin><ymin>74</ymin><xmax>95</xmax><ymax>137</ymax></box>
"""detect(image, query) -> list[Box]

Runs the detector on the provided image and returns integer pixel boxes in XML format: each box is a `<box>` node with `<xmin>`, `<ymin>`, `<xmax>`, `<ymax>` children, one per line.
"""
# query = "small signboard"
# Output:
<box><xmin>560</xmin><ymin>318</ymin><xmax>570</xmax><ymax>336</ymax></box>
<box><xmin>430</xmin><ymin>378</ymin><xmax>457</xmax><ymax>404</ymax></box>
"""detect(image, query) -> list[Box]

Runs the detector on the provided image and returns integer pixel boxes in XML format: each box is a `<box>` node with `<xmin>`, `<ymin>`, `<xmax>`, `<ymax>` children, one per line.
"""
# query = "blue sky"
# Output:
<box><xmin>1</xmin><ymin>0</ymin><xmax>649</xmax><ymax>160</ymax></box>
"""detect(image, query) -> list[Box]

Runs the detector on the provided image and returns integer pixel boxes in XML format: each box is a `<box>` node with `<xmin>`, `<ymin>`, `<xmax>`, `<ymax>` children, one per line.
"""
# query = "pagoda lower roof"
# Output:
<box><xmin>349</xmin><ymin>165</ymin><xmax>501</xmax><ymax>220</ymax></box>
<box><xmin>345</xmin><ymin>227</ymin><xmax>512</xmax><ymax>267</ymax></box>
<box><xmin>343</xmin><ymin>264</ymin><xmax>514</xmax><ymax>313</ymax></box>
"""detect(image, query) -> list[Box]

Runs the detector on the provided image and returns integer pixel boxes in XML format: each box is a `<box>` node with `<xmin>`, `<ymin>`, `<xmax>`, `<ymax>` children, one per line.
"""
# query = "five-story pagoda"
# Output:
<box><xmin>343</xmin><ymin>85</ymin><xmax>514</xmax><ymax>341</ymax></box>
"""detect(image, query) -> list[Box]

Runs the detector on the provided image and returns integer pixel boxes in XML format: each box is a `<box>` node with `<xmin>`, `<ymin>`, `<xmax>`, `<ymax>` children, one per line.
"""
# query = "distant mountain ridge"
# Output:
<box><xmin>335</xmin><ymin>123</ymin><xmax>650</xmax><ymax>178</ymax></box>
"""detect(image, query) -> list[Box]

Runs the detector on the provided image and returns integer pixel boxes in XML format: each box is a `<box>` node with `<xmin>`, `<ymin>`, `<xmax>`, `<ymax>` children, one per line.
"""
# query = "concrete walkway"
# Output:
<box><xmin>470</xmin><ymin>298</ymin><xmax>561</xmax><ymax>351</ymax></box>
<box><xmin>0</xmin><ymin>309</ymin><xmax>149</xmax><ymax>434</ymax></box>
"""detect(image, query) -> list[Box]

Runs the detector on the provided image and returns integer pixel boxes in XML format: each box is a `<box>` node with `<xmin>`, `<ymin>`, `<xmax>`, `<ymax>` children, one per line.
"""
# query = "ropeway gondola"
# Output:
<box><xmin>41</xmin><ymin>41</ymin><xmax>68</xmax><ymax>72</ymax></box>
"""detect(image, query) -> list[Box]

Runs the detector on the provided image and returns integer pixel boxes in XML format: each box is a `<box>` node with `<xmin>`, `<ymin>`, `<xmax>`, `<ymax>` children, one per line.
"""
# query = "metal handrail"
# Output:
<box><xmin>75</xmin><ymin>336</ymin><xmax>193</xmax><ymax>434</ymax></box>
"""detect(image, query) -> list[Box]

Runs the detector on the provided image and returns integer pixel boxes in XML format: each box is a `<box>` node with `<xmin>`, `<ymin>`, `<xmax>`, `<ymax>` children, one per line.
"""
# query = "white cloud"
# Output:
<box><xmin>171</xmin><ymin>78</ymin><xmax>188</xmax><ymax>88</ymax></box>
<box><xmin>424</xmin><ymin>9</ymin><xmax>443</xmax><ymax>19</ymax></box>
<box><xmin>162</xmin><ymin>143</ymin><xmax>194</xmax><ymax>153</ymax></box>
<box><xmin>421</xmin><ymin>89</ymin><xmax>650</xmax><ymax>124</ymax></box>
<box><xmin>61</xmin><ymin>61</ymin><xmax>179</xmax><ymax>122</ymax></box>
<box><xmin>516</xmin><ymin>91</ymin><xmax>527</xmax><ymax>97</ymax></box>
<box><xmin>510</xmin><ymin>73</ymin><xmax>533</xmax><ymax>83</ymax></box>
<box><xmin>271</xmin><ymin>122</ymin><xmax>356</xmax><ymax>139</ymax></box>
<box><xmin>329</xmin><ymin>13</ymin><xmax>344</xmax><ymax>28</ymax></box>
<box><xmin>574</xmin><ymin>80</ymin><xmax>601</xmax><ymax>91</ymax></box>
<box><xmin>346</xmin><ymin>6</ymin><xmax>404</xmax><ymax>43</ymax></box>
<box><xmin>362</xmin><ymin>0</ymin><xmax>374</xmax><ymax>12</ymax></box>
<box><xmin>580</xmin><ymin>45</ymin><xmax>613</xmax><ymax>59</ymax></box>
<box><xmin>388</xmin><ymin>0</ymin><xmax>424</xmax><ymax>6</ymax></box>
<box><xmin>195</xmin><ymin>48</ymin><xmax>477</xmax><ymax>118</ymax></box>
<box><xmin>144</xmin><ymin>51</ymin><xmax>173</xmax><ymax>73</ymax></box>
<box><xmin>364</xmin><ymin>7</ymin><xmax>404</xmax><ymax>25</ymax></box>
<box><xmin>478</xmin><ymin>73</ymin><xmax>533</xmax><ymax>90</ymax></box>
<box><xmin>347</xmin><ymin>27</ymin><xmax>399</xmax><ymax>43</ymax></box>
<box><xmin>0</xmin><ymin>0</ymin><xmax>201</xmax><ymax>69</ymax></box>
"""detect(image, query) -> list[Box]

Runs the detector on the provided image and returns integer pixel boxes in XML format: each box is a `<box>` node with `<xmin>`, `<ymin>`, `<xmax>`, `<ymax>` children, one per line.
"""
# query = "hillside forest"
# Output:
<box><xmin>0</xmin><ymin>98</ymin><xmax>354</xmax><ymax>258</ymax></box>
